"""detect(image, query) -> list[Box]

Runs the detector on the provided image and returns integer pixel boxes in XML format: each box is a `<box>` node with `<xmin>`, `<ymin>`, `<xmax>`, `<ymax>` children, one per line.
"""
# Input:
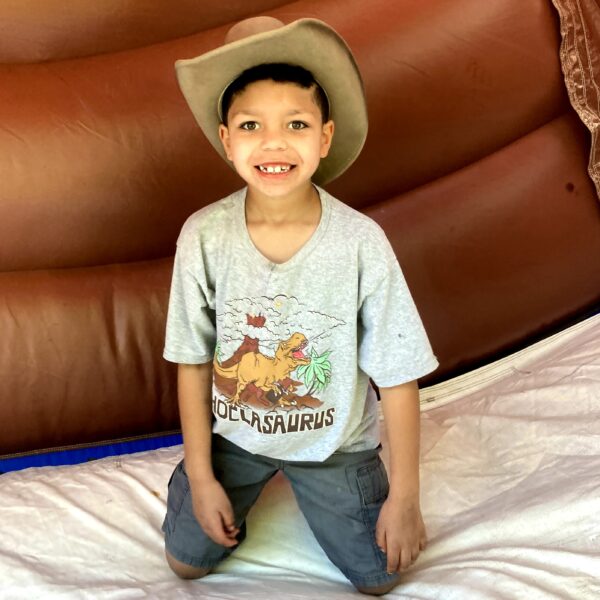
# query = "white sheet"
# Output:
<box><xmin>1</xmin><ymin>315</ymin><xmax>599</xmax><ymax>599</ymax></box>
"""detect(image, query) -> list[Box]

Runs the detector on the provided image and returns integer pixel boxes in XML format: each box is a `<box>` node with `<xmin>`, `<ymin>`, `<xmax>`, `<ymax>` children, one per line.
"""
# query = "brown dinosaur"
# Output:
<box><xmin>213</xmin><ymin>332</ymin><xmax>310</xmax><ymax>406</ymax></box>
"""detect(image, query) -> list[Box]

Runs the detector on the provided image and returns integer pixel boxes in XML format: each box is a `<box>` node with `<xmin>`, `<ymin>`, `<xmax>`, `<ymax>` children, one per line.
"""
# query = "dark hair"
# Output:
<box><xmin>220</xmin><ymin>63</ymin><xmax>330</xmax><ymax>125</ymax></box>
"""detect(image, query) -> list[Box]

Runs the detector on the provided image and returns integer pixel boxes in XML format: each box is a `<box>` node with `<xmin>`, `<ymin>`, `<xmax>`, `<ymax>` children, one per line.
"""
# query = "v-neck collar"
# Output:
<box><xmin>235</xmin><ymin>185</ymin><xmax>331</xmax><ymax>272</ymax></box>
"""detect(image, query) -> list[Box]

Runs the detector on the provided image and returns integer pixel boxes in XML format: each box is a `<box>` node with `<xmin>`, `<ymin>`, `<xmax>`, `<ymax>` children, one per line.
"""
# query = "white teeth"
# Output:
<box><xmin>259</xmin><ymin>165</ymin><xmax>290</xmax><ymax>173</ymax></box>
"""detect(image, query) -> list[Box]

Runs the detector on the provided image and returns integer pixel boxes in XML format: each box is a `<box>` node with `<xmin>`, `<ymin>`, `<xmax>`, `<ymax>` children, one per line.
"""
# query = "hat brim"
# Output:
<box><xmin>175</xmin><ymin>18</ymin><xmax>367</xmax><ymax>185</ymax></box>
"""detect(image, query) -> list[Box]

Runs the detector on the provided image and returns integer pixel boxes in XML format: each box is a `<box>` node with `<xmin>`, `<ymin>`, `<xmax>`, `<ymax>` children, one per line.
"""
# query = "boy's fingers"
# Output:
<box><xmin>400</xmin><ymin>549</ymin><xmax>413</xmax><ymax>571</ymax></box>
<box><xmin>388</xmin><ymin>544</ymin><xmax>422</xmax><ymax>573</ymax></box>
<box><xmin>219</xmin><ymin>509</ymin><xmax>239</xmax><ymax>539</ymax></box>
<box><xmin>211</xmin><ymin>525</ymin><xmax>237</xmax><ymax>547</ymax></box>
<box><xmin>221</xmin><ymin>501</ymin><xmax>237</xmax><ymax>527</ymax></box>
<box><xmin>222</xmin><ymin>514</ymin><xmax>237</xmax><ymax>532</ymax></box>
<box><xmin>375</xmin><ymin>525</ymin><xmax>386</xmax><ymax>553</ymax></box>
<box><xmin>386</xmin><ymin>556</ymin><xmax>398</xmax><ymax>574</ymax></box>
<box><xmin>205</xmin><ymin>521</ymin><xmax>231</xmax><ymax>546</ymax></box>
<box><xmin>202</xmin><ymin>511</ymin><xmax>238</xmax><ymax>547</ymax></box>
<box><xmin>386</xmin><ymin>542</ymin><xmax>400</xmax><ymax>573</ymax></box>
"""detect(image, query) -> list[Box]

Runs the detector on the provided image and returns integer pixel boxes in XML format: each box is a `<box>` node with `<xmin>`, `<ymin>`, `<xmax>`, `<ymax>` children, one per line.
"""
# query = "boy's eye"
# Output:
<box><xmin>240</xmin><ymin>121</ymin><xmax>259</xmax><ymax>131</ymax></box>
<box><xmin>289</xmin><ymin>120</ymin><xmax>308</xmax><ymax>130</ymax></box>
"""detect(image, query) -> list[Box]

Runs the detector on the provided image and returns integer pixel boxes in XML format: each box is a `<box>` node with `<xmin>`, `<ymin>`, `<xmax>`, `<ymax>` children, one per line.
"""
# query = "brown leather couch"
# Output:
<box><xmin>1</xmin><ymin>0</ymin><xmax>599</xmax><ymax>457</ymax></box>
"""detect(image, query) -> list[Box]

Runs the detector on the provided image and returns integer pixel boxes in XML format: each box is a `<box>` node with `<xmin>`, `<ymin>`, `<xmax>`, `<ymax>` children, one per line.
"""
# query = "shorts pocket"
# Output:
<box><xmin>353</xmin><ymin>456</ymin><xmax>390</xmax><ymax>575</ymax></box>
<box><xmin>356</xmin><ymin>457</ymin><xmax>389</xmax><ymax>506</ymax></box>
<box><xmin>162</xmin><ymin>460</ymin><xmax>191</xmax><ymax>536</ymax></box>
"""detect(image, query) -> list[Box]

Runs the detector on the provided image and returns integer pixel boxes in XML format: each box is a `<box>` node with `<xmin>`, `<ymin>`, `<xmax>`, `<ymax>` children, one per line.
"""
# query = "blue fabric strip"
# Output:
<box><xmin>0</xmin><ymin>433</ymin><xmax>183</xmax><ymax>474</ymax></box>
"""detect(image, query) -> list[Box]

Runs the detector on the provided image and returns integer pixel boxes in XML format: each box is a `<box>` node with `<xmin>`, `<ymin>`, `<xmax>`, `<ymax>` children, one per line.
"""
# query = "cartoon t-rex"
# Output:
<box><xmin>213</xmin><ymin>332</ymin><xmax>310</xmax><ymax>406</ymax></box>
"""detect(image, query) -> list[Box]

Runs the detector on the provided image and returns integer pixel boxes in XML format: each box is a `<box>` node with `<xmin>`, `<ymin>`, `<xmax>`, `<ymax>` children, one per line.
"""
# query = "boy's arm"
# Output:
<box><xmin>178</xmin><ymin>362</ymin><xmax>239</xmax><ymax>547</ymax></box>
<box><xmin>376</xmin><ymin>379</ymin><xmax>427</xmax><ymax>573</ymax></box>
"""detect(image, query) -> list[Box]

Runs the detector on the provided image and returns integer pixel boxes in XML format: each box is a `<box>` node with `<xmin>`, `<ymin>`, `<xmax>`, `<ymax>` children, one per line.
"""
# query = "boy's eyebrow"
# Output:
<box><xmin>229</xmin><ymin>108</ymin><xmax>316</xmax><ymax>119</ymax></box>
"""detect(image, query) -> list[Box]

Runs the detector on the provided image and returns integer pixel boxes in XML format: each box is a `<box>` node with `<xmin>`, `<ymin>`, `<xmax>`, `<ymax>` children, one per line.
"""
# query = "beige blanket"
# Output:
<box><xmin>0</xmin><ymin>315</ymin><xmax>599</xmax><ymax>599</ymax></box>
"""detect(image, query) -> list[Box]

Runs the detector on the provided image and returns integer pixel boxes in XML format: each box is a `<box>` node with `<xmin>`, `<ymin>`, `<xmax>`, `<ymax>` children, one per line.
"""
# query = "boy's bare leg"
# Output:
<box><xmin>165</xmin><ymin>549</ymin><xmax>211</xmax><ymax>580</ymax></box>
<box><xmin>355</xmin><ymin>578</ymin><xmax>400</xmax><ymax>596</ymax></box>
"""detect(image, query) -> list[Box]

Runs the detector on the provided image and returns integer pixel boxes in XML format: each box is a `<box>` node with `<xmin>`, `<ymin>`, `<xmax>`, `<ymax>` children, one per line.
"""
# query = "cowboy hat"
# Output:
<box><xmin>175</xmin><ymin>17</ymin><xmax>367</xmax><ymax>185</ymax></box>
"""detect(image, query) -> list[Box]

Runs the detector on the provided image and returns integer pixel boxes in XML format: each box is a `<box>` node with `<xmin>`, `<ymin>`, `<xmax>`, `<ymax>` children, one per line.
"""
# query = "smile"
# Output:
<box><xmin>256</xmin><ymin>164</ymin><xmax>294</xmax><ymax>174</ymax></box>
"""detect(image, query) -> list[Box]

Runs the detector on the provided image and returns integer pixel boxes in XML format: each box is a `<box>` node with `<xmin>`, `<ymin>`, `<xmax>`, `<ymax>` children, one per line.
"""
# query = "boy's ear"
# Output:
<box><xmin>320</xmin><ymin>120</ymin><xmax>335</xmax><ymax>159</ymax></box>
<box><xmin>218</xmin><ymin>124</ymin><xmax>233</xmax><ymax>161</ymax></box>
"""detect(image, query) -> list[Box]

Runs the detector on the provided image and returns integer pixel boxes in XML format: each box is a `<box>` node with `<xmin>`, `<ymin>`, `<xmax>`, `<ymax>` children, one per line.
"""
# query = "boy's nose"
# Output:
<box><xmin>260</xmin><ymin>129</ymin><xmax>288</xmax><ymax>150</ymax></box>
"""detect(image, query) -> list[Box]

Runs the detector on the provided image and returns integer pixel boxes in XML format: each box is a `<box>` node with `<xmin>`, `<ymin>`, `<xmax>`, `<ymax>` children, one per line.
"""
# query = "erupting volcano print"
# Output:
<box><xmin>213</xmin><ymin>294</ymin><xmax>346</xmax><ymax>411</ymax></box>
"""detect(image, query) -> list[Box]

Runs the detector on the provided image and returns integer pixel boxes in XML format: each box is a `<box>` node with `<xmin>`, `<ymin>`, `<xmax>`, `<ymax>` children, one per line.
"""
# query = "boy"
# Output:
<box><xmin>162</xmin><ymin>16</ymin><xmax>438</xmax><ymax>595</ymax></box>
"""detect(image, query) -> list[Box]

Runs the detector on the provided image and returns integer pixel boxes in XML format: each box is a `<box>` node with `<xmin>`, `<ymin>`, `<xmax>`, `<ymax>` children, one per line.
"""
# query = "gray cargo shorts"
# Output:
<box><xmin>162</xmin><ymin>434</ymin><xmax>399</xmax><ymax>589</ymax></box>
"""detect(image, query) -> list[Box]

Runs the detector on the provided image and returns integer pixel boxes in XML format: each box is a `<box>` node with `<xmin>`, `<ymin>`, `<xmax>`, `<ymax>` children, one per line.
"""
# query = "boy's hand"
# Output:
<box><xmin>376</xmin><ymin>495</ymin><xmax>427</xmax><ymax>573</ymax></box>
<box><xmin>190</xmin><ymin>478</ymin><xmax>240</xmax><ymax>547</ymax></box>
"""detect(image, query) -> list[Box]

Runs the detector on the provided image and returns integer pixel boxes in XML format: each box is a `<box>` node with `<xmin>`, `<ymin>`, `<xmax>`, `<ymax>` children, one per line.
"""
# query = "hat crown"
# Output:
<box><xmin>224</xmin><ymin>16</ymin><xmax>284</xmax><ymax>45</ymax></box>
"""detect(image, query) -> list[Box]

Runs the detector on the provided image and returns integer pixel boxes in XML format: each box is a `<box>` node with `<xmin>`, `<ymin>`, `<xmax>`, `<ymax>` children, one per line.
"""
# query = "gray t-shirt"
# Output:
<box><xmin>164</xmin><ymin>186</ymin><xmax>438</xmax><ymax>461</ymax></box>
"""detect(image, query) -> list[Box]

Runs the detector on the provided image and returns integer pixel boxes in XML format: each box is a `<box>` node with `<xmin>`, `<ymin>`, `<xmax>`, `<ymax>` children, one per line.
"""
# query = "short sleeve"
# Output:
<box><xmin>163</xmin><ymin>234</ymin><xmax>216</xmax><ymax>365</ymax></box>
<box><xmin>357</xmin><ymin>243</ymin><xmax>438</xmax><ymax>387</ymax></box>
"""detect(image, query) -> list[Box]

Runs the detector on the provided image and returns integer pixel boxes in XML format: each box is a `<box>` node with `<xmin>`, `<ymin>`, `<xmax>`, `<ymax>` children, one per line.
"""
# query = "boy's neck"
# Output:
<box><xmin>245</xmin><ymin>183</ymin><xmax>321</xmax><ymax>225</ymax></box>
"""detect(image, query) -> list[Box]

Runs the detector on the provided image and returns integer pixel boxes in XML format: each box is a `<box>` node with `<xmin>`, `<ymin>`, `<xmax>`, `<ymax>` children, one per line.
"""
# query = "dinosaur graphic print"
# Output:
<box><xmin>213</xmin><ymin>332</ymin><xmax>311</xmax><ymax>407</ymax></box>
<box><xmin>212</xmin><ymin>294</ymin><xmax>344</xmax><ymax>416</ymax></box>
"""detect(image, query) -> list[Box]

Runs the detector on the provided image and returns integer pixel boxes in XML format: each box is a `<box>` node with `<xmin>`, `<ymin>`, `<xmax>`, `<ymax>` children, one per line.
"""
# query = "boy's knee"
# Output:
<box><xmin>354</xmin><ymin>576</ymin><xmax>400</xmax><ymax>596</ymax></box>
<box><xmin>165</xmin><ymin>550</ymin><xmax>211</xmax><ymax>580</ymax></box>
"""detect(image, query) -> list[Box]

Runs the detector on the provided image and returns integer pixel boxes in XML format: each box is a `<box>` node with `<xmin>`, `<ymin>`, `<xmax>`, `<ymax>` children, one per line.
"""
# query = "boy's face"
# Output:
<box><xmin>218</xmin><ymin>80</ymin><xmax>334</xmax><ymax>199</ymax></box>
